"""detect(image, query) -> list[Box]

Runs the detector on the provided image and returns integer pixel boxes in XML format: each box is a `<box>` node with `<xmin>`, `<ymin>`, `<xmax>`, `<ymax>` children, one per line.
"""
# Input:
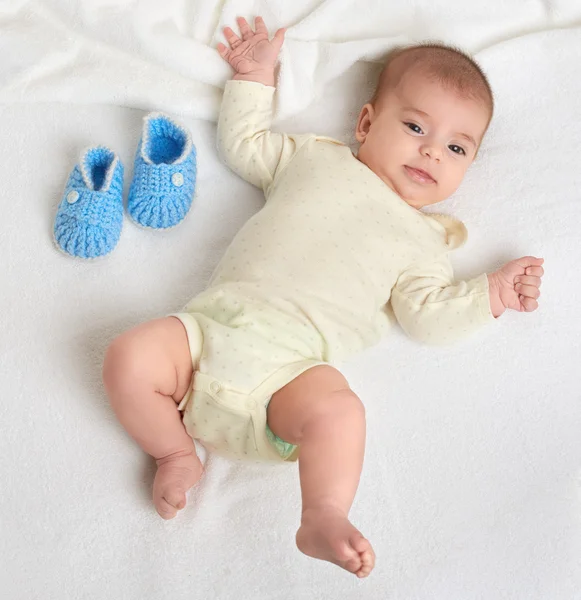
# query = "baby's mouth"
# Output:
<box><xmin>403</xmin><ymin>165</ymin><xmax>437</xmax><ymax>185</ymax></box>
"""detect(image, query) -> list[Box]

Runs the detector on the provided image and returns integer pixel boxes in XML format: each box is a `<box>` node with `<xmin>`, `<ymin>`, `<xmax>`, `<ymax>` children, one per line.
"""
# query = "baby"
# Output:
<box><xmin>103</xmin><ymin>16</ymin><xmax>544</xmax><ymax>578</ymax></box>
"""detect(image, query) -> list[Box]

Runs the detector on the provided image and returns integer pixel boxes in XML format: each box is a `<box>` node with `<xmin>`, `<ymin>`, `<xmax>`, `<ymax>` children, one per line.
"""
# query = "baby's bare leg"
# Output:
<box><xmin>267</xmin><ymin>365</ymin><xmax>375</xmax><ymax>578</ymax></box>
<box><xmin>103</xmin><ymin>317</ymin><xmax>202</xmax><ymax>519</ymax></box>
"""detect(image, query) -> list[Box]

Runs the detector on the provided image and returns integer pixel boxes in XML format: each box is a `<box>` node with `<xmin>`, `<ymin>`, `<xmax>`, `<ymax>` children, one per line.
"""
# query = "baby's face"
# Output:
<box><xmin>355</xmin><ymin>73</ymin><xmax>490</xmax><ymax>209</ymax></box>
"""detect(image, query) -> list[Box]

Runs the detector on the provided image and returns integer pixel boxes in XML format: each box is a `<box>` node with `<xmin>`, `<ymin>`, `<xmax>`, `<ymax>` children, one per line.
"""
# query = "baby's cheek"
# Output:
<box><xmin>435</xmin><ymin>172</ymin><xmax>462</xmax><ymax>202</ymax></box>
<box><xmin>449</xmin><ymin>165</ymin><xmax>469</xmax><ymax>189</ymax></box>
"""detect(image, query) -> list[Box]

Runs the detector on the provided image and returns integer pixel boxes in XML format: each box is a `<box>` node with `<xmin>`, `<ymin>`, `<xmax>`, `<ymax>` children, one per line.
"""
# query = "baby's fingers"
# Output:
<box><xmin>271</xmin><ymin>27</ymin><xmax>286</xmax><ymax>52</ymax></box>
<box><xmin>223</xmin><ymin>26</ymin><xmax>242</xmax><ymax>49</ymax></box>
<box><xmin>515</xmin><ymin>282</ymin><xmax>540</xmax><ymax>300</ymax></box>
<box><xmin>519</xmin><ymin>295</ymin><xmax>539</xmax><ymax>312</ymax></box>
<box><xmin>515</xmin><ymin>275</ymin><xmax>542</xmax><ymax>288</ymax></box>
<box><xmin>216</xmin><ymin>42</ymin><xmax>230</xmax><ymax>59</ymax></box>
<box><xmin>525</xmin><ymin>265</ymin><xmax>544</xmax><ymax>277</ymax></box>
<box><xmin>254</xmin><ymin>16</ymin><xmax>268</xmax><ymax>34</ymax></box>
<box><xmin>237</xmin><ymin>16</ymin><xmax>254</xmax><ymax>41</ymax></box>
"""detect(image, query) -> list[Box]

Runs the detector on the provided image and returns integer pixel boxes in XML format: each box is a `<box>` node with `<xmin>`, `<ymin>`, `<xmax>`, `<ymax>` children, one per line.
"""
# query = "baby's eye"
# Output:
<box><xmin>449</xmin><ymin>144</ymin><xmax>466</xmax><ymax>156</ymax></box>
<box><xmin>404</xmin><ymin>122</ymin><xmax>423</xmax><ymax>134</ymax></box>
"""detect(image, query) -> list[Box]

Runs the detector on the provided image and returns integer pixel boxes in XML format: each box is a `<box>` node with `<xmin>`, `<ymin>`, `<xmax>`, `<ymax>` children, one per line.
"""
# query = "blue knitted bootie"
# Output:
<box><xmin>127</xmin><ymin>112</ymin><xmax>196</xmax><ymax>229</ymax></box>
<box><xmin>54</xmin><ymin>146</ymin><xmax>124</xmax><ymax>259</ymax></box>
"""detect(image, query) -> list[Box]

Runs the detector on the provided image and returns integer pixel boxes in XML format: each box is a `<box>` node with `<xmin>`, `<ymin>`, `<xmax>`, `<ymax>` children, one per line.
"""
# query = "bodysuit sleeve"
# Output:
<box><xmin>390</xmin><ymin>253</ymin><xmax>496</xmax><ymax>345</ymax></box>
<box><xmin>216</xmin><ymin>79</ymin><xmax>312</xmax><ymax>195</ymax></box>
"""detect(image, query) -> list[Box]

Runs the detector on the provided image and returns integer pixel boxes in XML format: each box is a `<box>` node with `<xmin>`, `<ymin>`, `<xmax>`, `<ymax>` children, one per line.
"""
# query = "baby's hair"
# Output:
<box><xmin>370</xmin><ymin>42</ymin><xmax>494</xmax><ymax>127</ymax></box>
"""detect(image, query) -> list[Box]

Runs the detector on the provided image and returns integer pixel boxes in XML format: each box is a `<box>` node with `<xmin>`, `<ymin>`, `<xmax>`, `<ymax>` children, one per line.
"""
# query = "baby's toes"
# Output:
<box><xmin>163</xmin><ymin>487</ymin><xmax>187</xmax><ymax>510</ymax></box>
<box><xmin>351</xmin><ymin>536</ymin><xmax>375</xmax><ymax>578</ymax></box>
<box><xmin>155</xmin><ymin>497</ymin><xmax>178</xmax><ymax>520</ymax></box>
<box><xmin>154</xmin><ymin>488</ymin><xmax>185</xmax><ymax>520</ymax></box>
<box><xmin>356</xmin><ymin>549</ymin><xmax>375</xmax><ymax>578</ymax></box>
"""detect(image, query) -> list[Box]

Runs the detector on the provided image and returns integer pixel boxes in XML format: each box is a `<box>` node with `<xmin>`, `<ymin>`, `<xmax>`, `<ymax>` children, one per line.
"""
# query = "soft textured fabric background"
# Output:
<box><xmin>1</xmin><ymin>1</ymin><xmax>581</xmax><ymax>598</ymax></box>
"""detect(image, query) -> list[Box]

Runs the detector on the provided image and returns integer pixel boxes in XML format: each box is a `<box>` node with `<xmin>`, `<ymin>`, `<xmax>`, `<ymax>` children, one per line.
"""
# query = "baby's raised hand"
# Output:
<box><xmin>217</xmin><ymin>16</ymin><xmax>286</xmax><ymax>78</ymax></box>
<box><xmin>489</xmin><ymin>256</ymin><xmax>544</xmax><ymax>314</ymax></box>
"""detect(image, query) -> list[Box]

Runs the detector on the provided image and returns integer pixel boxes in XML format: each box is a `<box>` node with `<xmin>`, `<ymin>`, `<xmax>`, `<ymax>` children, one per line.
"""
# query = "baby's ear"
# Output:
<box><xmin>355</xmin><ymin>103</ymin><xmax>375</xmax><ymax>143</ymax></box>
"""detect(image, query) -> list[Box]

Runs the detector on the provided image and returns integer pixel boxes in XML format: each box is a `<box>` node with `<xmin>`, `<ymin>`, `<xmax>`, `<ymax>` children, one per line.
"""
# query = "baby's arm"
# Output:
<box><xmin>390</xmin><ymin>254</ymin><xmax>495</xmax><ymax>345</ymax></box>
<box><xmin>391</xmin><ymin>252</ymin><xmax>544</xmax><ymax>345</ymax></box>
<box><xmin>216</xmin><ymin>17</ymin><xmax>305</xmax><ymax>193</ymax></box>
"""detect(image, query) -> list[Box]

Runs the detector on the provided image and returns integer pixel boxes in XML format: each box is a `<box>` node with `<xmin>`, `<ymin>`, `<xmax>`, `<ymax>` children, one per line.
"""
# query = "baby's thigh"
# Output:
<box><xmin>103</xmin><ymin>316</ymin><xmax>193</xmax><ymax>402</ymax></box>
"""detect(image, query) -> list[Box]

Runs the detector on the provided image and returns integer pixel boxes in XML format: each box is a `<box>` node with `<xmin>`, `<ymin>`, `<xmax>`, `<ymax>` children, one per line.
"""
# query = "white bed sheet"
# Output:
<box><xmin>1</xmin><ymin>1</ymin><xmax>581</xmax><ymax>599</ymax></box>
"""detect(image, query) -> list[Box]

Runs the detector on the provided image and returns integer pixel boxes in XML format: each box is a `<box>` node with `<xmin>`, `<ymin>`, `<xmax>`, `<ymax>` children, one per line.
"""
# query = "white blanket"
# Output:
<box><xmin>2</xmin><ymin>1</ymin><xmax>581</xmax><ymax>599</ymax></box>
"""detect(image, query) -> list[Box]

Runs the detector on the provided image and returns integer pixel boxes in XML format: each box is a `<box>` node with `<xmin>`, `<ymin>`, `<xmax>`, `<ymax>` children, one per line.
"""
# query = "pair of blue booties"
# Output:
<box><xmin>54</xmin><ymin>112</ymin><xmax>197</xmax><ymax>259</ymax></box>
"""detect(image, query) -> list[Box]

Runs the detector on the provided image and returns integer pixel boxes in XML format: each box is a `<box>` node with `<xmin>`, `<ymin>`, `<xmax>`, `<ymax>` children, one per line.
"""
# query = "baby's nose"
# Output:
<box><xmin>420</xmin><ymin>144</ymin><xmax>442</xmax><ymax>162</ymax></box>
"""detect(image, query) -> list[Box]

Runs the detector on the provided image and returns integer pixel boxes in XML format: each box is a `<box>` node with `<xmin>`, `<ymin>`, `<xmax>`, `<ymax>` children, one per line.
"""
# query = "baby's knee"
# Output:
<box><xmin>102</xmin><ymin>329</ymin><xmax>151</xmax><ymax>394</ymax></box>
<box><xmin>307</xmin><ymin>389</ymin><xmax>365</xmax><ymax>429</ymax></box>
<box><xmin>296</xmin><ymin>390</ymin><xmax>365</xmax><ymax>444</ymax></box>
<box><xmin>103</xmin><ymin>317</ymin><xmax>194</xmax><ymax>403</ymax></box>
<box><xmin>326</xmin><ymin>389</ymin><xmax>365</xmax><ymax>420</ymax></box>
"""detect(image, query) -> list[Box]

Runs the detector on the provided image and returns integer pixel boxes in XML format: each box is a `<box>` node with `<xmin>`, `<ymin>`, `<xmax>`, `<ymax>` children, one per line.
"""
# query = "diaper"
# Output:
<box><xmin>171</xmin><ymin>311</ymin><xmax>327</xmax><ymax>462</ymax></box>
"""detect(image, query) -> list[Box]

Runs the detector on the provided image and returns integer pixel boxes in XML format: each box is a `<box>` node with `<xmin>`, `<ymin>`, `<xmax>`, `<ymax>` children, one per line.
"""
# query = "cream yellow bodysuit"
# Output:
<box><xmin>173</xmin><ymin>80</ymin><xmax>495</xmax><ymax>462</ymax></box>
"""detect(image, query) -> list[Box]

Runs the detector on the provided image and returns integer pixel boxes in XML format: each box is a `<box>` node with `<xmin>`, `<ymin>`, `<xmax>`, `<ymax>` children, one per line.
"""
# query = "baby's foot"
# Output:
<box><xmin>296</xmin><ymin>507</ymin><xmax>375</xmax><ymax>578</ymax></box>
<box><xmin>152</xmin><ymin>449</ymin><xmax>203</xmax><ymax>520</ymax></box>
